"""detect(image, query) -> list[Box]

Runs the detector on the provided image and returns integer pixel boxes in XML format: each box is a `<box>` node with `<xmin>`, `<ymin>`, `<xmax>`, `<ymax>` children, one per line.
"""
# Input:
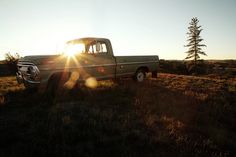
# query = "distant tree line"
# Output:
<box><xmin>159</xmin><ymin>59</ymin><xmax>236</xmax><ymax>77</ymax></box>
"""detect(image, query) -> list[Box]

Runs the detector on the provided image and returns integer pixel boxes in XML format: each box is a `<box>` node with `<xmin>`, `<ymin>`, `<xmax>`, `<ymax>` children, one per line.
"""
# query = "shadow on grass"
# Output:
<box><xmin>0</xmin><ymin>79</ymin><xmax>235</xmax><ymax>157</ymax></box>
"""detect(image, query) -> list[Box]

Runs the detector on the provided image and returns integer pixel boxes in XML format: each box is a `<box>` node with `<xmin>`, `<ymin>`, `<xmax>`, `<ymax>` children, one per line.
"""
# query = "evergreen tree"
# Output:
<box><xmin>185</xmin><ymin>17</ymin><xmax>207</xmax><ymax>65</ymax></box>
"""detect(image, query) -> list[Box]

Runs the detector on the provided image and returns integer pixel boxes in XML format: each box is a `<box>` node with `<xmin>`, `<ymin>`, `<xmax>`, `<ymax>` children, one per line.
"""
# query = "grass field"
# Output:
<box><xmin>0</xmin><ymin>73</ymin><xmax>235</xmax><ymax>157</ymax></box>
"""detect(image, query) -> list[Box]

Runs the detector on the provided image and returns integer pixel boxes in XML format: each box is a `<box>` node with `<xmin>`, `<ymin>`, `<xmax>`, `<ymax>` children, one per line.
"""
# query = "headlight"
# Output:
<box><xmin>27</xmin><ymin>66</ymin><xmax>40</xmax><ymax>78</ymax></box>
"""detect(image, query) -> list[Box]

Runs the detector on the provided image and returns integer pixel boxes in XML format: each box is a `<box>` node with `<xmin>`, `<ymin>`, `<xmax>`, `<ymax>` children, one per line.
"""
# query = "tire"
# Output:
<box><xmin>25</xmin><ymin>87</ymin><xmax>39</xmax><ymax>94</ymax></box>
<box><xmin>46</xmin><ymin>73</ymin><xmax>69</xmax><ymax>98</ymax></box>
<box><xmin>152</xmin><ymin>71</ymin><xmax>158</xmax><ymax>78</ymax></box>
<box><xmin>46</xmin><ymin>78</ymin><xmax>58</xmax><ymax>98</ymax></box>
<box><xmin>134</xmin><ymin>69</ymin><xmax>146</xmax><ymax>82</ymax></box>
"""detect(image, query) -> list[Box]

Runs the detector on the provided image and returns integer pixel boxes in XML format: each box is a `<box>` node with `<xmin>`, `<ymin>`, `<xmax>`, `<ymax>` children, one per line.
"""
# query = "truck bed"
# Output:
<box><xmin>115</xmin><ymin>55</ymin><xmax>159</xmax><ymax>76</ymax></box>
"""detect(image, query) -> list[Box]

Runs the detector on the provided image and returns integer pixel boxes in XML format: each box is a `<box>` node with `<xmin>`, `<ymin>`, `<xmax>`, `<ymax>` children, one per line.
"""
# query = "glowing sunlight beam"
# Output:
<box><xmin>63</xmin><ymin>43</ymin><xmax>85</xmax><ymax>57</ymax></box>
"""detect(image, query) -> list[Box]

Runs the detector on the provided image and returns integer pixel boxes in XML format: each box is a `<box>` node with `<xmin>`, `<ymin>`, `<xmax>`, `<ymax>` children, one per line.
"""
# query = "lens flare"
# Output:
<box><xmin>85</xmin><ymin>77</ymin><xmax>98</xmax><ymax>89</ymax></box>
<box><xmin>64</xmin><ymin>71</ymin><xmax>80</xmax><ymax>89</ymax></box>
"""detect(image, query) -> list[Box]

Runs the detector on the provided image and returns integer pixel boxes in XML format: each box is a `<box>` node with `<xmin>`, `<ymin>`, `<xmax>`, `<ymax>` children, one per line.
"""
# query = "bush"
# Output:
<box><xmin>185</xmin><ymin>61</ymin><xmax>208</xmax><ymax>75</ymax></box>
<box><xmin>159</xmin><ymin>60</ymin><xmax>188</xmax><ymax>75</ymax></box>
<box><xmin>159</xmin><ymin>59</ymin><xmax>235</xmax><ymax>77</ymax></box>
<box><xmin>4</xmin><ymin>52</ymin><xmax>20</xmax><ymax>73</ymax></box>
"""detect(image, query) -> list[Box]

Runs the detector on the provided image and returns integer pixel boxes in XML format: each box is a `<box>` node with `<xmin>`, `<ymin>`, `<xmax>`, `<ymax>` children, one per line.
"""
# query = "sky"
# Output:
<box><xmin>0</xmin><ymin>0</ymin><xmax>236</xmax><ymax>60</ymax></box>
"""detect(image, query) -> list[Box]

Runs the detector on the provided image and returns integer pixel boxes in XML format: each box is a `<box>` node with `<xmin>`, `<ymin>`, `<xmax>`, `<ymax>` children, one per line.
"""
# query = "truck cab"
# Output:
<box><xmin>65</xmin><ymin>38</ymin><xmax>117</xmax><ymax>80</ymax></box>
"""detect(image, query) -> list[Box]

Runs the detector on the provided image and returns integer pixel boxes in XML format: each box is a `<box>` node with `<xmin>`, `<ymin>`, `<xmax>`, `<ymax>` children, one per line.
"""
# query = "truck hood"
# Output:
<box><xmin>18</xmin><ymin>55</ymin><xmax>61</xmax><ymax>65</ymax></box>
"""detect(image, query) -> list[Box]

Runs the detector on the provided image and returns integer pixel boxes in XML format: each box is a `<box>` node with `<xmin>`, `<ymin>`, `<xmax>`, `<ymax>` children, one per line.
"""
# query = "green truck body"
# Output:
<box><xmin>16</xmin><ymin>37</ymin><xmax>159</xmax><ymax>91</ymax></box>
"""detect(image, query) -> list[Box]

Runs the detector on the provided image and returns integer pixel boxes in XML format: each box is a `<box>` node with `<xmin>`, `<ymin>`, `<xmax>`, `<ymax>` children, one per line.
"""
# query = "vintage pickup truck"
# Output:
<box><xmin>16</xmin><ymin>37</ymin><xmax>159</xmax><ymax>93</ymax></box>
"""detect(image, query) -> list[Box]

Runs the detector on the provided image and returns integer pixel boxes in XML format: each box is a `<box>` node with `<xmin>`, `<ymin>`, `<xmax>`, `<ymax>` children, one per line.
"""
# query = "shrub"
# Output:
<box><xmin>185</xmin><ymin>60</ymin><xmax>208</xmax><ymax>75</ymax></box>
<box><xmin>4</xmin><ymin>52</ymin><xmax>20</xmax><ymax>73</ymax></box>
<box><xmin>159</xmin><ymin>60</ymin><xmax>188</xmax><ymax>75</ymax></box>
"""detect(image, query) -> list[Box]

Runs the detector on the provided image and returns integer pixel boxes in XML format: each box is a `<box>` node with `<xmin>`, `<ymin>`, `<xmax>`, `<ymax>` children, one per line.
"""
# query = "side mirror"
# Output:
<box><xmin>96</xmin><ymin>42</ymin><xmax>101</xmax><ymax>52</ymax></box>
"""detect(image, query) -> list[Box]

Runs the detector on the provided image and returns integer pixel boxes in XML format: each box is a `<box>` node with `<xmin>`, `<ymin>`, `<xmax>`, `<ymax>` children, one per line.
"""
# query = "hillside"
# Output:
<box><xmin>0</xmin><ymin>74</ymin><xmax>235</xmax><ymax>156</ymax></box>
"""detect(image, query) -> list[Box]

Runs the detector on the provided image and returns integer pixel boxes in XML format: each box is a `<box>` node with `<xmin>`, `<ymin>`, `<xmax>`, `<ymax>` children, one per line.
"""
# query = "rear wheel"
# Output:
<box><xmin>134</xmin><ymin>69</ymin><xmax>146</xmax><ymax>82</ymax></box>
<box><xmin>152</xmin><ymin>71</ymin><xmax>158</xmax><ymax>78</ymax></box>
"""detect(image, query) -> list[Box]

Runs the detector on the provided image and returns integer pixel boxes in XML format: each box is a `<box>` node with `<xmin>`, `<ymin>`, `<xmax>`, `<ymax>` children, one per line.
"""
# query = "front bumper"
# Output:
<box><xmin>16</xmin><ymin>71</ymin><xmax>40</xmax><ymax>88</ymax></box>
<box><xmin>16</xmin><ymin>71</ymin><xmax>23</xmax><ymax>84</ymax></box>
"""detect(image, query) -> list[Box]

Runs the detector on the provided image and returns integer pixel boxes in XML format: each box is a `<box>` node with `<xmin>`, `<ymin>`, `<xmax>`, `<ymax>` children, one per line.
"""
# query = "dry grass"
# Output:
<box><xmin>0</xmin><ymin>74</ymin><xmax>235</xmax><ymax>157</ymax></box>
<box><xmin>154</xmin><ymin>73</ymin><xmax>236</xmax><ymax>100</ymax></box>
<box><xmin>0</xmin><ymin>76</ymin><xmax>24</xmax><ymax>95</ymax></box>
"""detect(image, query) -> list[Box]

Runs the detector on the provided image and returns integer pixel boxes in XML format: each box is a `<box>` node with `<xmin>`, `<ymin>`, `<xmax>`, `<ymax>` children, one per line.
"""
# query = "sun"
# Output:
<box><xmin>63</xmin><ymin>43</ymin><xmax>85</xmax><ymax>57</ymax></box>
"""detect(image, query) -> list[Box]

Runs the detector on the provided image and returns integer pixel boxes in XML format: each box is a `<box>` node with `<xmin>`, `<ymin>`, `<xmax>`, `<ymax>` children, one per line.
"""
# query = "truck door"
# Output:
<box><xmin>84</xmin><ymin>41</ymin><xmax>116</xmax><ymax>80</ymax></box>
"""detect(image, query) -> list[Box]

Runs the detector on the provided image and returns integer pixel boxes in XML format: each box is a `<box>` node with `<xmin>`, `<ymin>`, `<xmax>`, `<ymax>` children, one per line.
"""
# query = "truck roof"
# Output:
<box><xmin>66</xmin><ymin>37</ymin><xmax>109</xmax><ymax>44</ymax></box>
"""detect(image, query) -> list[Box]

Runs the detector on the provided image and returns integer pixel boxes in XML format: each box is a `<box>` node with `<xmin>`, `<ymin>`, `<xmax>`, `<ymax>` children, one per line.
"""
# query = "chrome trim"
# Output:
<box><xmin>16</xmin><ymin>72</ymin><xmax>23</xmax><ymax>84</ymax></box>
<box><xmin>115</xmin><ymin>72</ymin><xmax>134</xmax><ymax>76</ymax></box>
<box><xmin>17</xmin><ymin>62</ymin><xmax>35</xmax><ymax>66</ymax></box>
<box><xmin>16</xmin><ymin>62</ymin><xmax>41</xmax><ymax>86</ymax></box>
<box><xmin>40</xmin><ymin>64</ymin><xmax>116</xmax><ymax>71</ymax></box>
<box><xmin>91</xmin><ymin>74</ymin><xmax>115</xmax><ymax>80</ymax></box>
<box><xmin>40</xmin><ymin>61</ymin><xmax>157</xmax><ymax>71</ymax></box>
<box><xmin>117</xmin><ymin>61</ymin><xmax>158</xmax><ymax>65</ymax></box>
<box><xmin>24</xmin><ymin>79</ymin><xmax>40</xmax><ymax>84</ymax></box>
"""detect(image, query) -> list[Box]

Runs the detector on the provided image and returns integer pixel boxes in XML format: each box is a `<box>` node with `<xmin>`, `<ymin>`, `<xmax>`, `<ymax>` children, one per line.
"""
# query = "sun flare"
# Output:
<box><xmin>63</xmin><ymin>43</ymin><xmax>85</xmax><ymax>57</ymax></box>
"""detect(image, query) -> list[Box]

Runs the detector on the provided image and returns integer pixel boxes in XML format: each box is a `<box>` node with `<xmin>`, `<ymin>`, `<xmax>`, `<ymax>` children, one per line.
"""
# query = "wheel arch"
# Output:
<box><xmin>135</xmin><ymin>66</ymin><xmax>149</xmax><ymax>74</ymax></box>
<box><xmin>47</xmin><ymin>71</ymin><xmax>71</xmax><ymax>87</ymax></box>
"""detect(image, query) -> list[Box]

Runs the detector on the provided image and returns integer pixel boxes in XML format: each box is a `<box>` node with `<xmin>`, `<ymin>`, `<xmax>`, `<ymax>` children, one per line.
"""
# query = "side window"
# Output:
<box><xmin>100</xmin><ymin>43</ymin><xmax>107</xmax><ymax>53</ymax></box>
<box><xmin>88</xmin><ymin>44</ymin><xmax>94</xmax><ymax>54</ymax></box>
<box><xmin>88</xmin><ymin>42</ymin><xmax>108</xmax><ymax>54</ymax></box>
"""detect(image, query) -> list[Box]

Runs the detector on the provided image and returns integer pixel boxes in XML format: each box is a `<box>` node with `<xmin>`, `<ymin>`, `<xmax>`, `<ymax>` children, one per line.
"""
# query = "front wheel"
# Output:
<box><xmin>46</xmin><ymin>73</ymin><xmax>70</xmax><ymax>99</ymax></box>
<box><xmin>134</xmin><ymin>70</ymin><xmax>146</xmax><ymax>82</ymax></box>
